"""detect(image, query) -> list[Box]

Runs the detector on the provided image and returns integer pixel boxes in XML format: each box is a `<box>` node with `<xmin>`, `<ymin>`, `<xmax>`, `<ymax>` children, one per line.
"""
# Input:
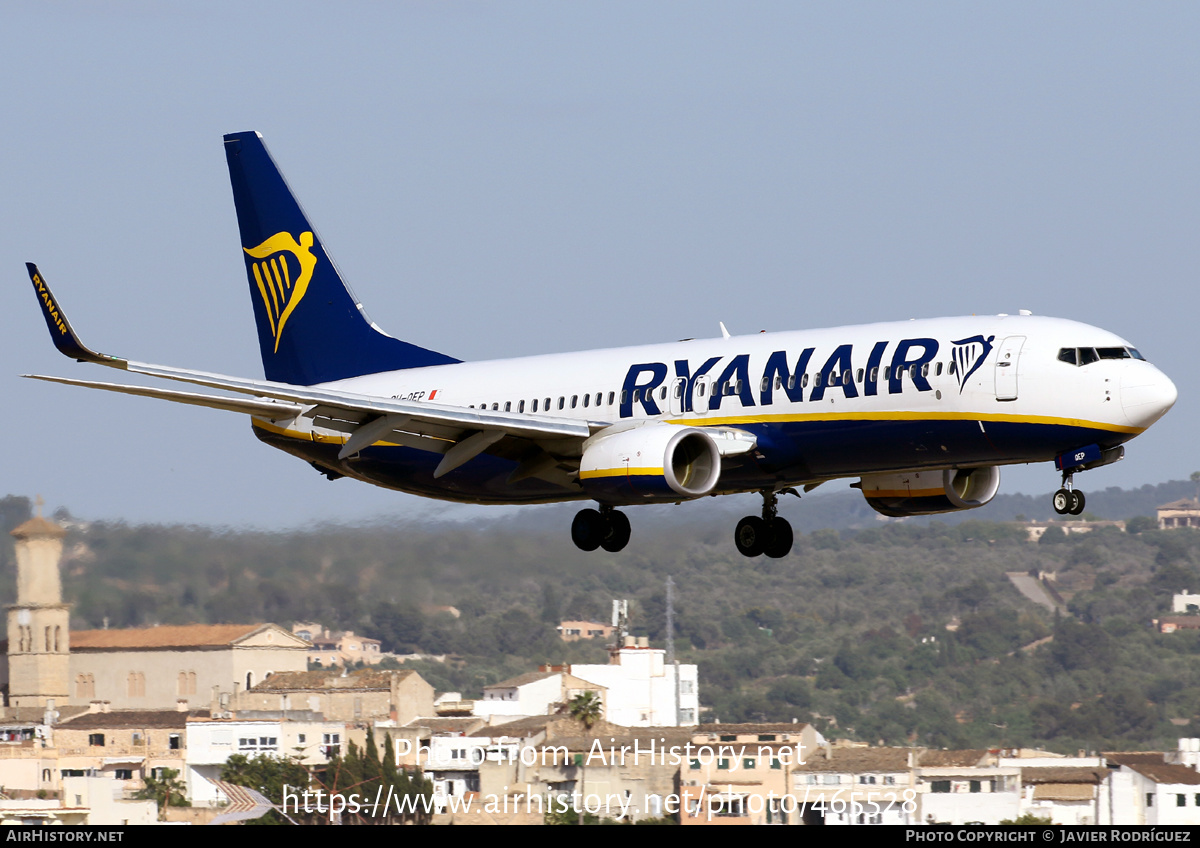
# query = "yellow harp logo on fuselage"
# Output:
<box><xmin>244</xmin><ymin>231</ymin><xmax>318</xmax><ymax>353</ymax></box>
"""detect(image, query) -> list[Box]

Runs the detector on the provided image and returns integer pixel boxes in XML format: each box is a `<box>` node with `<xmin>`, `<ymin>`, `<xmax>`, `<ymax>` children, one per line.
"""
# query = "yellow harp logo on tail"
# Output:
<box><xmin>244</xmin><ymin>231</ymin><xmax>318</xmax><ymax>353</ymax></box>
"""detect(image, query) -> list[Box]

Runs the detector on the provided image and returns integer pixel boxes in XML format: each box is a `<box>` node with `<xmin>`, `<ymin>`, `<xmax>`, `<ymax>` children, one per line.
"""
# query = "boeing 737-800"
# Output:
<box><xmin>24</xmin><ymin>132</ymin><xmax>1177</xmax><ymax>557</ymax></box>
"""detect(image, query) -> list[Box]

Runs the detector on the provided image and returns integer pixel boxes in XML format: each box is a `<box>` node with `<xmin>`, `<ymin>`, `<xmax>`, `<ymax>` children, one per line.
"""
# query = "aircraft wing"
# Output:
<box><xmin>25</xmin><ymin>263</ymin><xmax>756</xmax><ymax>483</ymax></box>
<box><xmin>24</xmin><ymin>263</ymin><xmax>600</xmax><ymax>481</ymax></box>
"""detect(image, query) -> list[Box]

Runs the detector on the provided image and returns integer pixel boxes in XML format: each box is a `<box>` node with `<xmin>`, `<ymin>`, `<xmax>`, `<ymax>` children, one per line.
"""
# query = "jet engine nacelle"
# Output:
<box><xmin>859</xmin><ymin>466</ymin><xmax>1001</xmax><ymax>517</ymax></box>
<box><xmin>579</xmin><ymin>424</ymin><xmax>721</xmax><ymax>505</ymax></box>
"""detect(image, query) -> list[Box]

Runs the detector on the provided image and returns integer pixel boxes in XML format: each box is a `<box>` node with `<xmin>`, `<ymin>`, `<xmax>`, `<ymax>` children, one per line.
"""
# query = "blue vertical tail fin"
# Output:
<box><xmin>223</xmin><ymin>131</ymin><xmax>459</xmax><ymax>385</ymax></box>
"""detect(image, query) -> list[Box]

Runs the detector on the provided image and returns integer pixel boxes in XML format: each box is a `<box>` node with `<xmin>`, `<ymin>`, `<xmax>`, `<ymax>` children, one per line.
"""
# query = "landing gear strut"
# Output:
<box><xmin>1052</xmin><ymin>472</ymin><xmax>1086</xmax><ymax>516</ymax></box>
<box><xmin>734</xmin><ymin>489</ymin><xmax>796</xmax><ymax>558</ymax></box>
<box><xmin>571</xmin><ymin>505</ymin><xmax>631</xmax><ymax>553</ymax></box>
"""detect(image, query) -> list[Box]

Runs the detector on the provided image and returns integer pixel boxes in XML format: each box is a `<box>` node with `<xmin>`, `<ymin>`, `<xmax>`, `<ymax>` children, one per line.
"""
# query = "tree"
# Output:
<box><xmin>1001</xmin><ymin>813</ymin><xmax>1053</xmax><ymax>825</ymax></box>
<box><xmin>136</xmin><ymin>768</ymin><xmax>189</xmax><ymax>819</ymax></box>
<box><xmin>220</xmin><ymin>753</ymin><xmax>311</xmax><ymax>825</ymax></box>
<box><xmin>767</xmin><ymin>678</ymin><xmax>812</xmax><ymax>710</ymax></box>
<box><xmin>545</xmin><ymin>807</ymin><xmax>602</xmax><ymax>825</ymax></box>
<box><xmin>567</xmin><ymin>691</ymin><xmax>603</xmax><ymax>730</ymax></box>
<box><xmin>0</xmin><ymin>496</ymin><xmax>32</xmax><ymax>535</ymax></box>
<box><xmin>325</xmin><ymin>730</ymin><xmax>434</xmax><ymax>825</ymax></box>
<box><xmin>1126</xmin><ymin>515</ymin><xmax>1157</xmax><ymax>534</ymax></box>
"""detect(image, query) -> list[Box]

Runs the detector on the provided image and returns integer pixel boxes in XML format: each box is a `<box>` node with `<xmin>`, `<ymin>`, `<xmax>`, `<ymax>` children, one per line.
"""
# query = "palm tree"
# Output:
<box><xmin>136</xmin><ymin>768</ymin><xmax>189</xmax><ymax>819</ymax></box>
<box><xmin>567</xmin><ymin>691</ymin><xmax>603</xmax><ymax>730</ymax></box>
<box><xmin>564</xmin><ymin>691</ymin><xmax>604</xmax><ymax>824</ymax></box>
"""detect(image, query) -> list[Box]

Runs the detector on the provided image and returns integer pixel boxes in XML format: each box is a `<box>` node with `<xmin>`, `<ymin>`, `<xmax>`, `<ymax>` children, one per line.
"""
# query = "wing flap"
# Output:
<box><xmin>122</xmin><ymin>363</ymin><xmax>593</xmax><ymax>440</ymax></box>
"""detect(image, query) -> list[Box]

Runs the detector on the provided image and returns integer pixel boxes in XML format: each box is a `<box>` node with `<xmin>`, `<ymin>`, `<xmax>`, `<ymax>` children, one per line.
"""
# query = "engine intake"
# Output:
<box><xmin>580</xmin><ymin>425</ymin><xmax>721</xmax><ymax>504</ymax></box>
<box><xmin>860</xmin><ymin>466</ymin><xmax>1001</xmax><ymax>517</ymax></box>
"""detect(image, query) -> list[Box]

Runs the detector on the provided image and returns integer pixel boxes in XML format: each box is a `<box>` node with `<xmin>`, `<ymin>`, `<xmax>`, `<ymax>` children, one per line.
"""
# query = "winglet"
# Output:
<box><xmin>25</xmin><ymin>263</ymin><xmax>127</xmax><ymax>367</ymax></box>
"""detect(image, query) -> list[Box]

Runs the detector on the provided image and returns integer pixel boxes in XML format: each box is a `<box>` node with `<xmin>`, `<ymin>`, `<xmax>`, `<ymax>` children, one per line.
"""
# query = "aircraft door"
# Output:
<box><xmin>669</xmin><ymin>377</ymin><xmax>687</xmax><ymax>416</ymax></box>
<box><xmin>692</xmin><ymin>375</ymin><xmax>711</xmax><ymax>416</ymax></box>
<box><xmin>994</xmin><ymin>335</ymin><xmax>1026</xmax><ymax>401</ymax></box>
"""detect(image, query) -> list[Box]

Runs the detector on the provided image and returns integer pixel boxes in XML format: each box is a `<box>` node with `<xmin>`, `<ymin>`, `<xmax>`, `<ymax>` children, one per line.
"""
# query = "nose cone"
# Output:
<box><xmin>1121</xmin><ymin>366</ymin><xmax>1178</xmax><ymax>429</ymax></box>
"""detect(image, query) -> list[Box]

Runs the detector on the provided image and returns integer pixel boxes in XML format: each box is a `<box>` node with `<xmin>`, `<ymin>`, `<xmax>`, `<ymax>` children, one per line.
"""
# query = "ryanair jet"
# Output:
<box><xmin>24</xmin><ymin>132</ymin><xmax>1177</xmax><ymax>557</ymax></box>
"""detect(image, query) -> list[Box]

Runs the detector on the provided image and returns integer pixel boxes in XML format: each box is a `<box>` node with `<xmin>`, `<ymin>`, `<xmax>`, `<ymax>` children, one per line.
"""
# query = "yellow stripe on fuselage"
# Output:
<box><xmin>665</xmin><ymin>409</ymin><xmax>1143</xmax><ymax>435</ymax></box>
<box><xmin>251</xmin><ymin>407</ymin><xmax>1141</xmax><ymax>451</ymax></box>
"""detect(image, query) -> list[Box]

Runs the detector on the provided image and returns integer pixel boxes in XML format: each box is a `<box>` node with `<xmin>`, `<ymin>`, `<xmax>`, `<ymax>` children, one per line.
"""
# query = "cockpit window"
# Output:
<box><xmin>1060</xmin><ymin>346</ymin><xmax>1145</xmax><ymax>366</ymax></box>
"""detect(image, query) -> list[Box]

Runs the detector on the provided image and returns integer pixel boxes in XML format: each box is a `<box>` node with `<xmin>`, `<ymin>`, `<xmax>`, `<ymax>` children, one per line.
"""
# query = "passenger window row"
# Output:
<box><xmin>759</xmin><ymin>361</ymin><xmax>960</xmax><ymax>391</ymax></box>
<box><xmin>470</xmin><ymin>391</ymin><xmax>620</xmax><ymax>413</ymax></box>
<box><xmin>464</xmin><ymin>359</ymin><xmax>976</xmax><ymax>414</ymax></box>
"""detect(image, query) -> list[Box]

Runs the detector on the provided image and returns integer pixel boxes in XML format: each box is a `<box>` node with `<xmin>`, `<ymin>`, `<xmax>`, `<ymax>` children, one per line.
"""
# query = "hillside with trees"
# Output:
<box><xmin>2</xmin><ymin>482</ymin><xmax>1199</xmax><ymax>754</ymax></box>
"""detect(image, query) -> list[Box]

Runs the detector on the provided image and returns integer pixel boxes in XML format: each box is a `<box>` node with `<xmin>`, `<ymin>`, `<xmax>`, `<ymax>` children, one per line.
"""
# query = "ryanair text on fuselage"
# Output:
<box><xmin>618</xmin><ymin>334</ymin><xmax>993</xmax><ymax>419</ymax></box>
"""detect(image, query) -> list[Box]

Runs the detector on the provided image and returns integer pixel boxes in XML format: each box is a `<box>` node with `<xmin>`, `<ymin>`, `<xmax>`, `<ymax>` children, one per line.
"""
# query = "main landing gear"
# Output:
<box><xmin>571</xmin><ymin>489</ymin><xmax>798</xmax><ymax>557</ymax></box>
<box><xmin>735</xmin><ymin>489</ymin><xmax>797</xmax><ymax>559</ymax></box>
<box><xmin>1053</xmin><ymin>472</ymin><xmax>1086</xmax><ymax>516</ymax></box>
<box><xmin>571</xmin><ymin>505</ymin><xmax>631</xmax><ymax>553</ymax></box>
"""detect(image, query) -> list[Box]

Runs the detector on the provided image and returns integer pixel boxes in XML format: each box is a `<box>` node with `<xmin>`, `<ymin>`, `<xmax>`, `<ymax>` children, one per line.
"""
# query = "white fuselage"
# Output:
<box><xmin>249</xmin><ymin>313</ymin><xmax>1175</xmax><ymax>505</ymax></box>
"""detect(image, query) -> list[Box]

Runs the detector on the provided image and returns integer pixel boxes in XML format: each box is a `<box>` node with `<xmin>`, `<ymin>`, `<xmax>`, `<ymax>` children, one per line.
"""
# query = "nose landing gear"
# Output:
<box><xmin>1053</xmin><ymin>473</ymin><xmax>1086</xmax><ymax>516</ymax></box>
<box><xmin>1051</xmin><ymin>444</ymin><xmax>1124</xmax><ymax>517</ymax></box>
<box><xmin>734</xmin><ymin>489</ymin><xmax>797</xmax><ymax>558</ymax></box>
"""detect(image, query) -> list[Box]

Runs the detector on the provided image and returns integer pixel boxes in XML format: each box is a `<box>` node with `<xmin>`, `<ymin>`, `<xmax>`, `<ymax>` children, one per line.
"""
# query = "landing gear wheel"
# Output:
<box><xmin>1052</xmin><ymin>488</ymin><xmax>1072</xmax><ymax>515</ymax></box>
<box><xmin>1068</xmin><ymin>490</ymin><xmax>1086</xmax><ymax>516</ymax></box>
<box><xmin>735</xmin><ymin>516</ymin><xmax>767</xmax><ymax>557</ymax></box>
<box><xmin>571</xmin><ymin>508</ymin><xmax>605</xmax><ymax>551</ymax></box>
<box><xmin>600</xmin><ymin>510</ymin><xmax>631</xmax><ymax>552</ymax></box>
<box><xmin>764</xmin><ymin>518</ymin><xmax>794</xmax><ymax>559</ymax></box>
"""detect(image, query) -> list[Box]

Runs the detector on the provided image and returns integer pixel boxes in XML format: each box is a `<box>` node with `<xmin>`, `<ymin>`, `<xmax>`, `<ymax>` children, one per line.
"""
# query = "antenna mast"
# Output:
<box><xmin>667</xmin><ymin>575</ymin><xmax>680</xmax><ymax>725</ymax></box>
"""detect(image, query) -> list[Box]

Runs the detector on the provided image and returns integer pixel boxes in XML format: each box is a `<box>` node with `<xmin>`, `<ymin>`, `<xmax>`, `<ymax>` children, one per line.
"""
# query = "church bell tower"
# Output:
<box><xmin>7</xmin><ymin>502</ymin><xmax>70</xmax><ymax>708</ymax></box>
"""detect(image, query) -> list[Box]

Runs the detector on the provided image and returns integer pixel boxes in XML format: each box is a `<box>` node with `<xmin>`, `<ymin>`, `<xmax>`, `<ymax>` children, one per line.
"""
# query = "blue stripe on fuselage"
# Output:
<box><xmin>252</xmin><ymin>417</ymin><xmax>1130</xmax><ymax>505</ymax></box>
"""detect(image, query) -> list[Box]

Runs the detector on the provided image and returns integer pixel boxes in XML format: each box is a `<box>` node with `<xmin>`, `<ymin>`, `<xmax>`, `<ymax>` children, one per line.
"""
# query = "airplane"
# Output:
<box><xmin>24</xmin><ymin>131</ymin><xmax>1178</xmax><ymax>558</ymax></box>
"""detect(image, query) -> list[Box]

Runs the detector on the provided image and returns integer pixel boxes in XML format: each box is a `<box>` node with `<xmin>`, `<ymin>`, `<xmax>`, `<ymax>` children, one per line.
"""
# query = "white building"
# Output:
<box><xmin>1101</xmin><ymin>753</ymin><xmax>1200</xmax><ymax>825</ymax></box>
<box><xmin>1173</xmin><ymin>594</ymin><xmax>1200</xmax><ymax>614</ymax></box>
<box><xmin>185</xmin><ymin>716</ymin><xmax>344</xmax><ymax>805</ymax></box>
<box><xmin>994</xmin><ymin>754</ymin><xmax>1107</xmax><ymax>825</ymax></box>
<box><xmin>419</xmin><ymin>731</ymin><xmax>524</xmax><ymax>811</ymax></box>
<box><xmin>473</xmin><ymin>671</ymin><xmax>601</xmax><ymax>721</ymax></box>
<box><xmin>570</xmin><ymin>642</ymin><xmax>699</xmax><ymax>727</ymax></box>
<box><xmin>386</xmin><ymin>716</ymin><xmax>520</xmax><ymax>813</ymax></box>
<box><xmin>789</xmin><ymin>745</ymin><xmax>914</xmax><ymax>826</ymax></box>
<box><xmin>914</xmin><ymin>750</ymin><xmax>1021</xmax><ymax>825</ymax></box>
<box><xmin>0</xmin><ymin>777</ymin><xmax>157</xmax><ymax>826</ymax></box>
<box><xmin>1016</xmin><ymin>766</ymin><xmax>1105</xmax><ymax>824</ymax></box>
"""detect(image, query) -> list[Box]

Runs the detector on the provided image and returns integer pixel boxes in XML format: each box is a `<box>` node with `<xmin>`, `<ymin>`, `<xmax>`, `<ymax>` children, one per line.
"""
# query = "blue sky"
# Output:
<box><xmin>2</xmin><ymin>2</ymin><xmax>1197</xmax><ymax>527</ymax></box>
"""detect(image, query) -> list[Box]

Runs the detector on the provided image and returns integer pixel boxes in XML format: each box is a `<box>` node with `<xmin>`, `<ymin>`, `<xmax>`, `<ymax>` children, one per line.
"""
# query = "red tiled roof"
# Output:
<box><xmin>250</xmin><ymin>669</ymin><xmax>416</xmax><ymax>692</ymax></box>
<box><xmin>70</xmin><ymin>624</ymin><xmax>269</xmax><ymax>650</ymax></box>
<box><xmin>1124</xmin><ymin>762</ymin><xmax>1200</xmax><ymax>785</ymax></box>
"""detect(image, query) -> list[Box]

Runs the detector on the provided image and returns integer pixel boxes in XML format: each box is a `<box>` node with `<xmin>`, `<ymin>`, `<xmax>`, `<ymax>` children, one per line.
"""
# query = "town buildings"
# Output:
<box><xmin>8</xmin><ymin>510</ymin><xmax>1200</xmax><ymax>825</ymax></box>
<box><xmin>557</xmin><ymin>620</ymin><xmax>617</xmax><ymax>642</ymax></box>
<box><xmin>1157</xmin><ymin>499</ymin><xmax>1200</xmax><ymax>530</ymax></box>
<box><xmin>292</xmin><ymin>623</ymin><xmax>385</xmax><ymax>667</ymax></box>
